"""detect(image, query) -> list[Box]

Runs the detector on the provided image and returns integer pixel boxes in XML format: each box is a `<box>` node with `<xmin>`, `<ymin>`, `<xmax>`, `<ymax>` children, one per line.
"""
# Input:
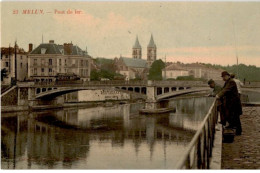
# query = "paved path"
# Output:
<box><xmin>221</xmin><ymin>106</ymin><xmax>260</xmax><ymax>169</ymax></box>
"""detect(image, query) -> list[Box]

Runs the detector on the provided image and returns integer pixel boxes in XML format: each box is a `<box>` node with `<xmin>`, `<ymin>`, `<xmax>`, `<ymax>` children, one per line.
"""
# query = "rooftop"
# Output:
<box><xmin>120</xmin><ymin>57</ymin><xmax>147</xmax><ymax>68</ymax></box>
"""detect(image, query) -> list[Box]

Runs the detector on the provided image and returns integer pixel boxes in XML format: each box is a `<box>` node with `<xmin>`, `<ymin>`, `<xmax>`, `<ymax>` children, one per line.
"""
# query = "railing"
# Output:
<box><xmin>175</xmin><ymin>99</ymin><xmax>218</xmax><ymax>169</ymax></box>
<box><xmin>29</xmin><ymin>80</ymin><xmax>207</xmax><ymax>87</ymax></box>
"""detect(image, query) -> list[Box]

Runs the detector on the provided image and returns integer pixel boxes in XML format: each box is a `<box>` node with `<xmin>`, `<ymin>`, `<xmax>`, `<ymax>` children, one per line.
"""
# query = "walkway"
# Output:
<box><xmin>221</xmin><ymin>106</ymin><xmax>260</xmax><ymax>169</ymax></box>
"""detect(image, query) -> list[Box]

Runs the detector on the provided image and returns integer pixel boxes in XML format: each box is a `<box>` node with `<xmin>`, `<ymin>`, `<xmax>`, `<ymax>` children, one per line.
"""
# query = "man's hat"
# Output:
<box><xmin>230</xmin><ymin>73</ymin><xmax>235</xmax><ymax>78</ymax></box>
<box><xmin>208</xmin><ymin>79</ymin><xmax>214</xmax><ymax>85</ymax></box>
<box><xmin>221</xmin><ymin>71</ymin><xmax>230</xmax><ymax>77</ymax></box>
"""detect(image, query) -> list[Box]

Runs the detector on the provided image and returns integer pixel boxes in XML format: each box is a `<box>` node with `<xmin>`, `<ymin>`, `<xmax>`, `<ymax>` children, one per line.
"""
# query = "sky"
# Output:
<box><xmin>1</xmin><ymin>1</ymin><xmax>260</xmax><ymax>66</ymax></box>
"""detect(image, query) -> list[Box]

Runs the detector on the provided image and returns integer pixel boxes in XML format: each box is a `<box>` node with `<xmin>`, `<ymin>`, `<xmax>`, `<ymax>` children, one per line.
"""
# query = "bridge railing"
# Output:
<box><xmin>31</xmin><ymin>80</ymin><xmax>207</xmax><ymax>87</ymax></box>
<box><xmin>175</xmin><ymin>99</ymin><xmax>218</xmax><ymax>169</ymax></box>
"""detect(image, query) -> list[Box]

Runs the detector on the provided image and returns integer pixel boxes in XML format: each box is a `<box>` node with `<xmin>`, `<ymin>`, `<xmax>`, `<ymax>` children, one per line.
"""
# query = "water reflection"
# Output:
<box><xmin>2</xmin><ymin>97</ymin><xmax>214</xmax><ymax>169</ymax></box>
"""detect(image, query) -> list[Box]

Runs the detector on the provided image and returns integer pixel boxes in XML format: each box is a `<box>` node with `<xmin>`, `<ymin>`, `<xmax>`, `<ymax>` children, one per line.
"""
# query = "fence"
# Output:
<box><xmin>175</xmin><ymin>99</ymin><xmax>218</xmax><ymax>169</ymax></box>
<box><xmin>30</xmin><ymin>80</ymin><xmax>206</xmax><ymax>87</ymax></box>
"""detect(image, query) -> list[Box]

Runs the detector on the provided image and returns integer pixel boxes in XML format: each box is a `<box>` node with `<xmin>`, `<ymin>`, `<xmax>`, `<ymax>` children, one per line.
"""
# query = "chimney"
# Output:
<box><xmin>29</xmin><ymin>43</ymin><xmax>33</xmax><ymax>52</ymax></box>
<box><xmin>49</xmin><ymin>40</ymin><xmax>54</xmax><ymax>44</ymax></box>
<box><xmin>64</xmin><ymin>43</ymin><xmax>73</xmax><ymax>55</ymax></box>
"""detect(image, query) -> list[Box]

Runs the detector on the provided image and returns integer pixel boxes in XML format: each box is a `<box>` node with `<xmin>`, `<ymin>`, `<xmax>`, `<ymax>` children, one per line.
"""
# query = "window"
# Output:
<box><xmin>49</xmin><ymin>68</ymin><xmax>52</xmax><ymax>72</ymax></box>
<box><xmin>59</xmin><ymin>59</ymin><xmax>61</xmax><ymax>66</ymax></box>
<box><xmin>34</xmin><ymin>59</ymin><xmax>37</xmax><ymax>65</ymax></box>
<box><xmin>41</xmin><ymin>68</ymin><xmax>44</xmax><ymax>73</ymax></box>
<box><xmin>20</xmin><ymin>56</ymin><xmax>22</xmax><ymax>60</ymax></box>
<box><xmin>5</xmin><ymin>62</ymin><xmax>8</xmax><ymax>67</ymax></box>
<box><xmin>20</xmin><ymin>63</ymin><xmax>22</xmax><ymax>68</ymax></box>
<box><xmin>59</xmin><ymin>68</ymin><xmax>61</xmax><ymax>73</ymax></box>
<box><xmin>41</xmin><ymin>59</ymin><xmax>45</xmax><ymax>65</ymax></box>
<box><xmin>49</xmin><ymin>59</ymin><xmax>52</xmax><ymax>65</ymax></box>
<box><xmin>65</xmin><ymin>59</ymin><xmax>67</xmax><ymax>66</ymax></box>
<box><xmin>33</xmin><ymin>68</ymin><xmax>37</xmax><ymax>75</ymax></box>
<box><xmin>81</xmin><ymin>60</ymin><xmax>83</xmax><ymax>66</ymax></box>
<box><xmin>5</xmin><ymin>55</ymin><xmax>8</xmax><ymax>58</ymax></box>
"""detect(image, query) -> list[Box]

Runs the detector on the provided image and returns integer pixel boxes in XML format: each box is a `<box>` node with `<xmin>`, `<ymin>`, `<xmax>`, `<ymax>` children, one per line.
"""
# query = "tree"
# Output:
<box><xmin>1</xmin><ymin>68</ymin><xmax>8</xmax><ymax>81</ymax></box>
<box><xmin>148</xmin><ymin>59</ymin><xmax>165</xmax><ymax>80</ymax></box>
<box><xmin>90</xmin><ymin>69</ymin><xmax>100</xmax><ymax>81</ymax></box>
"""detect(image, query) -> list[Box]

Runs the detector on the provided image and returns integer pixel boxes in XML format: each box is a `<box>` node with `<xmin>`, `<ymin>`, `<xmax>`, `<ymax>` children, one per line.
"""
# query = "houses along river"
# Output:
<box><xmin>1</xmin><ymin>96</ymin><xmax>215</xmax><ymax>169</ymax></box>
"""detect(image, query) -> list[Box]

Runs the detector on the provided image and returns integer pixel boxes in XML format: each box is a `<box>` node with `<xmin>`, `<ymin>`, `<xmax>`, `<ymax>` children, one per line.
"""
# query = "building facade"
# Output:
<box><xmin>1</xmin><ymin>45</ymin><xmax>28</xmax><ymax>84</ymax></box>
<box><xmin>28</xmin><ymin>40</ymin><xmax>91</xmax><ymax>82</ymax></box>
<box><xmin>114</xmin><ymin>56</ymin><xmax>148</xmax><ymax>80</ymax></box>
<box><xmin>162</xmin><ymin>63</ymin><xmax>189</xmax><ymax>79</ymax></box>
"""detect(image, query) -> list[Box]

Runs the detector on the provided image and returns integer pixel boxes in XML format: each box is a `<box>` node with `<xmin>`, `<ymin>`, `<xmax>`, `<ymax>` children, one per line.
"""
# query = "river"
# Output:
<box><xmin>1</xmin><ymin>96</ymin><xmax>215</xmax><ymax>169</ymax></box>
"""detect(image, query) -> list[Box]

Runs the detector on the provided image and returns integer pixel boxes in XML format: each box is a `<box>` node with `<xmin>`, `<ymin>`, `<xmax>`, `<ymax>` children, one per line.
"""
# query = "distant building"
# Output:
<box><xmin>132</xmin><ymin>36</ymin><xmax>142</xmax><ymax>59</ymax></box>
<box><xmin>181</xmin><ymin>63</ymin><xmax>223</xmax><ymax>80</ymax></box>
<box><xmin>147</xmin><ymin>34</ymin><xmax>157</xmax><ymax>66</ymax></box>
<box><xmin>1</xmin><ymin>44</ymin><xmax>28</xmax><ymax>84</ymax></box>
<box><xmin>162</xmin><ymin>63</ymin><xmax>189</xmax><ymax>79</ymax></box>
<box><xmin>28</xmin><ymin>40</ymin><xmax>91</xmax><ymax>82</ymax></box>
<box><xmin>114</xmin><ymin>56</ymin><xmax>148</xmax><ymax>80</ymax></box>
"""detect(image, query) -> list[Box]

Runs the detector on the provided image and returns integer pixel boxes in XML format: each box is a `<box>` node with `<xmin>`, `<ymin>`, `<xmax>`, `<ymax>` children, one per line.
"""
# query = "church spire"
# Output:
<box><xmin>132</xmin><ymin>35</ymin><xmax>142</xmax><ymax>59</ymax></box>
<box><xmin>133</xmin><ymin>35</ymin><xmax>141</xmax><ymax>49</ymax></box>
<box><xmin>147</xmin><ymin>34</ymin><xmax>156</xmax><ymax>48</ymax></box>
<box><xmin>147</xmin><ymin>34</ymin><xmax>157</xmax><ymax>66</ymax></box>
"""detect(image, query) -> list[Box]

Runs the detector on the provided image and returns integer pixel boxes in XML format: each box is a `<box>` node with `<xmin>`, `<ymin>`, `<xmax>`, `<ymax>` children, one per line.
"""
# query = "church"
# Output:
<box><xmin>114</xmin><ymin>34</ymin><xmax>157</xmax><ymax>80</ymax></box>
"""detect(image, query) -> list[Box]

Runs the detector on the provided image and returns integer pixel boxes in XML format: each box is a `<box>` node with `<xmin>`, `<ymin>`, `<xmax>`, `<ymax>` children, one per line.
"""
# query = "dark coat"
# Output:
<box><xmin>217</xmin><ymin>78</ymin><xmax>243</xmax><ymax>118</ymax></box>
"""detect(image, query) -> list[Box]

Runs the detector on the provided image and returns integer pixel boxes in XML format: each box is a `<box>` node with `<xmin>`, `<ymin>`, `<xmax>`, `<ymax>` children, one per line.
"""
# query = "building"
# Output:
<box><xmin>28</xmin><ymin>40</ymin><xmax>91</xmax><ymax>82</ymax></box>
<box><xmin>1</xmin><ymin>44</ymin><xmax>28</xmax><ymax>84</ymax></box>
<box><xmin>132</xmin><ymin>36</ymin><xmax>142</xmax><ymax>59</ymax></box>
<box><xmin>162</xmin><ymin>63</ymin><xmax>189</xmax><ymax>79</ymax></box>
<box><xmin>180</xmin><ymin>63</ymin><xmax>223</xmax><ymax>80</ymax></box>
<box><xmin>114</xmin><ymin>56</ymin><xmax>148</xmax><ymax>80</ymax></box>
<box><xmin>147</xmin><ymin>34</ymin><xmax>157</xmax><ymax>66</ymax></box>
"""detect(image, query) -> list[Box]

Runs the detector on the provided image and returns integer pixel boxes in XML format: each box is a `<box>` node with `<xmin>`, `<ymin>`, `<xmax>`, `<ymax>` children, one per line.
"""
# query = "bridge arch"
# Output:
<box><xmin>157</xmin><ymin>87</ymin><xmax>163</xmax><ymax>95</ymax></box>
<box><xmin>134</xmin><ymin>87</ymin><xmax>140</xmax><ymax>93</ymax></box>
<box><xmin>179</xmin><ymin>87</ymin><xmax>184</xmax><ymax>90</ymax></box>
<box><xmin>128</xmin><ymin>87</ymin><xmax>133</xmax><ymax>92</ymax></box>
<box><xmin>164</xmin><ymin>87</ymin><xmax>169</xmax><ymax>93</ymax></box>
<box><xmin>171</xmin><ymin>87</ymin><xmax>177</xmax><ymax>91</ymax></box>
<box><xmin>141</xmin><ymin>87</ymin><xmax>146</xmax><ymax>94</ymax></box>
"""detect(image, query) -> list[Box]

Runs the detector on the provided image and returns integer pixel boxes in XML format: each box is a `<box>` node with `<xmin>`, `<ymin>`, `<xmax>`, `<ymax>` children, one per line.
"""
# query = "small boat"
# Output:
<box><xmin>139</xmin><ymin>107</ymin><xmax>175</xmax><ymax>114</ymax></box>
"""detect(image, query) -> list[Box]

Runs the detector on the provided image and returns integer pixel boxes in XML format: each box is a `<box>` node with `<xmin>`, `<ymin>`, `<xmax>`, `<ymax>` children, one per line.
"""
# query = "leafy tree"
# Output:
<box><xmin>148</xmin><ymin>59</ymin><xmax>165</xmax><ymax>80</ymax></box>
<box><xmin>90</xmin><ymin>69</ymin><xmax>100</xmax><ymax>81</ymax></box>
<box><xmin>201</xmin><ymin>63</ymin><xmax>260</xmax><ymax>81</ymax></box>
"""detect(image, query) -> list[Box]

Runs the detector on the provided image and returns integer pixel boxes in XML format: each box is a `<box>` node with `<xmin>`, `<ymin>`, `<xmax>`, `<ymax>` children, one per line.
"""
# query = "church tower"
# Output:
<box><xmin>147</xmin><ymin>34</ymin><xmax>157</xmax><ymax>66</ymax></box>
<box><xmin>132</xmin><ymin>36</ymin><xmax>142</xmax><ymax>59</ymax></box>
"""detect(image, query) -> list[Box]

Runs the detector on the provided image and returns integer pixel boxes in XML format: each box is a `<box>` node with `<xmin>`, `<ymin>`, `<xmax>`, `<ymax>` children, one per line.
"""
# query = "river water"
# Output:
<box><xmin>1</xmin><ymin>96</ymin><xmax>215</xmax><ymax>169</ymax></box>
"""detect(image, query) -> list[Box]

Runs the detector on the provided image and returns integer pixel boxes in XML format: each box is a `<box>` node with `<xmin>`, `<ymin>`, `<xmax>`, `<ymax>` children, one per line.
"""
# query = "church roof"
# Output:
<box><xmin>120</xmin><ymin>57</ymin><xmax>147</xmax><ymax>68</ymax></box>
<box><xmin>30</xmin><ymin>43</ymin><xmax>62</xmax><ymax>54</ymax></box>
<box><xmin>147</xmin><ymin>34</ymin><xmax>156</xmax><ymax>48</ymax></box>
<box><xmin>133</xmin><ymin>36</ymin><xmax>142</xmax><ymax>49</ymax></box>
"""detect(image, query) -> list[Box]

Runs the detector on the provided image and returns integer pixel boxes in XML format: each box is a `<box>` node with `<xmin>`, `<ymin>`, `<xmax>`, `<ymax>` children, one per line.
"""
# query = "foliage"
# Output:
<box><xmin>202</xmin><ymin>63</ymin><xmax>260</xmax><ymax>81</ymax></box>
<box><xmin>94</xmin><ymin>58</ymin><xmax>116</xmax><ymax>73</ymax></box>
<box><xmin>90</xmin><ymin>69</ymin><xmax>100</xmax><ymax>81</ymax></box>
<box><xmin>148</xmin><ymin>59</ymin><xmax>165</xmax><ymax>80</ymax></box>
<box><xmin>91</xmin><ymin>57</ymin><xmax>123</xmax><ymax>81</ymax></box>
<box><xmin>90</xmin><ymin>69</ymin><xmax>124</xmax><ymax>81</ymax></box>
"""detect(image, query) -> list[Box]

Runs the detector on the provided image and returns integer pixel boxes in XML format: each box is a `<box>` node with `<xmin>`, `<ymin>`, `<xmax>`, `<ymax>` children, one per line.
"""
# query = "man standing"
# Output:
<box><xmin>208</xmin><ymin>79</ymin><xmax>222</xmax><ymax>96</ymax></box>
<box><xmin>230</xmin><ymin>73</ymin><xmax>243</xmax><ymax>98</ymax></box>
<box><xmin>216</xmin><ymin>71</ymin><xmax>243</xmax><ymax>135</ymax></box>
<box><xmin>208</xmin><ymin>79</ymin><xmax>225</xmax><ymax>125</ymax></box>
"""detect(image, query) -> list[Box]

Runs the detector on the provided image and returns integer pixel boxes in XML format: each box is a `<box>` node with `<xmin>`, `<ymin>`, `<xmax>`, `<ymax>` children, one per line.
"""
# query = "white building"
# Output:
<box><xmin>162</xmin><ymin>63</ymin><xmax>189</xmax><ymax>79</ymax></box>
<box><xmin>1</xmin><ymin>45</ymin><xmax>28</xmax><ymax>84</ymax></box>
